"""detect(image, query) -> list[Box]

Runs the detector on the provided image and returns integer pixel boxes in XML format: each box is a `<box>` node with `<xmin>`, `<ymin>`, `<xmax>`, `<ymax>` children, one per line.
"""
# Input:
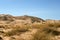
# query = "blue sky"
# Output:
<box><xmin>0</xmin><ymin>0</ymin><xmax>60</xmax><ymax>20</ymax></box>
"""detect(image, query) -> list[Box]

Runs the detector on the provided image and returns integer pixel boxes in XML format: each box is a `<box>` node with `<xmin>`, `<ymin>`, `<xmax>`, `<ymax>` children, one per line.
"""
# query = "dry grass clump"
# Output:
<box><xmin>33</xmin><ymin>30</ymin><xmax>52</xmax><ymax>40</ymax></box>
<box><xmin>4</xmin><ymin>24</ymin><xmax>30</xmax><ymax>36</ymax></box>
<box><xmin>32</xmin><ymin>22</ymin><xmax>60</xmax><ymax>40</ymax></box>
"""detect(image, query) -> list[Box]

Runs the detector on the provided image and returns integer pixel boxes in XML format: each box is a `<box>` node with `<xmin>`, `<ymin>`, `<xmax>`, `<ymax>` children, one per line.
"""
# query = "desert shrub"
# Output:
<box><xmin>33</xmin><ymin>29</ymin><xmax>52</xmax><ymax>40</ymax></box>
<box><xmin>5</xmin><ymin>29</ymin><xmax>17</xmax><ymax>36</ymax></box>
<box><xmin>33</xmin><ymin>22</ymin><xmax>60</xmax><ymax>40</ymax></box>
<box><xmin>4</xmin><ymin>29</ymin><xmax>26</xmax><ymax>36</ymax></box>
<box><xmin>31</xmin><ymin>23</ymin><xmax>47</xmax><ymax>29</ymax></box>
<box><xmin>48</xmin><ymin>23</ymin><xmax>54</xmax><ymax>27</ymax></box>
<box><xmin>4</xmin><ymin>25</ymin><xmax>30</xmax><ymax>36</ymax></box>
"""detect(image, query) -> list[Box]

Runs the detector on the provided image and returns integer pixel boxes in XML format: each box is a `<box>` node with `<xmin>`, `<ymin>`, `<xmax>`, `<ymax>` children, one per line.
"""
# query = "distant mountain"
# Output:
<box><xmin>15</xmin><ymin>15</ymin><xmax>45</xmax><ymax>23</ymax></box>
<box><xmin>0</xmin><ymin>14</ymin><xmax>45</xmax><ymax>23</ymax></box>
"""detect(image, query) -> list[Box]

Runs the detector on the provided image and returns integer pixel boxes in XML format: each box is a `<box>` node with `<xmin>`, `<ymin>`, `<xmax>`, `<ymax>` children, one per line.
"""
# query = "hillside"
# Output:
<box><xmin>0</xmin><ymin>14</ymin><xmax>60</xmax><ymax>40</ymax></box>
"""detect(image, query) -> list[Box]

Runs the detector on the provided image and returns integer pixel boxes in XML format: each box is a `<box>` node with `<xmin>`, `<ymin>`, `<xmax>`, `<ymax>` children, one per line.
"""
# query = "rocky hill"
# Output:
<box><xmin>0</xmin><ymin>14</ymin><xmax>60</xmax><ymax>40</ymax></box>
<box><xmin>0</xmin><ymin>14</ymin><xmax>45</xmax><ymax>23</ymax></box>
<box><xmin>0</xmin><ymin>14</ymin><xmax>44</xmax><ymax>21</ymax></box>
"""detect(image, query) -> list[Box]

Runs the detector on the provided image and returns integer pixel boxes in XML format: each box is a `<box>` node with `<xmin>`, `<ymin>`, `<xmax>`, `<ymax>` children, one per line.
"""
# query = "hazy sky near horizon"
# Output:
<box><xmin>0</xmin><ymin>0</ymin><xmax>60</xmax><ymax>20</ymax></box>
